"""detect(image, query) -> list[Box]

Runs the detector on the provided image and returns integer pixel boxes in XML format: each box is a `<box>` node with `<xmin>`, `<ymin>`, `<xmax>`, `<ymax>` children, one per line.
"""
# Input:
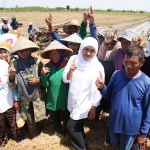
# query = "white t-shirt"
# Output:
<box><xmin>0</xmin><ymin>33</ymin><xmax>17</xmax><ymax>46</ymax></box>
<box><xmin>63</xmin><ymin>55</ymin><xmax>104</xmax><ymax>120</ymax></box>
<box><xmin>0</xmin><ymin>23</ymin><xmax>12</xmax><ymax>31</ymax></box>
<box><xmin>0</xmin><ymin>59</ymin><xmax>13</xmax><ymax>113</ymax></box>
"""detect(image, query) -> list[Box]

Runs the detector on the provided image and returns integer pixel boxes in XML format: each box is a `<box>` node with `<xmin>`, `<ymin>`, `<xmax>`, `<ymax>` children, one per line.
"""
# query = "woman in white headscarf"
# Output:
<box><xmin>63</xmin><ymin>37</ymin><xmax>105</xmax><ymax>150</ymax></box>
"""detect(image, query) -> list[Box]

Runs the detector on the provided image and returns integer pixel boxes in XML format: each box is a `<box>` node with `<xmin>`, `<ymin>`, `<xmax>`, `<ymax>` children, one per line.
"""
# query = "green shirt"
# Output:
<box><xmin>40</xmin><ymin>59</ymin><xmax>69</xmax><ymax>111</ymax></box>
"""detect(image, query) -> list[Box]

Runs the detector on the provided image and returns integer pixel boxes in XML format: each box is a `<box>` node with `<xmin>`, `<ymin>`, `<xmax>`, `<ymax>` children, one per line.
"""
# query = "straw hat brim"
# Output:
<box><xmin>41</xmin><ymin>48</ymin><xmax>73</xmax><ymax>59</ymax></box>
<box><xmin>60</xmin><ymin>33</ymin><xmax>82</xmax><ymax>44</ymax></box>
<box><xmin>63</xmin><ymin>24</ymin><xmax>80</xmax><ymax>35</ymax></box>
<box><xmin>40</xmin><ymin>40</ymin><xmax>73</xmax><ymax>59</ymax></box>
<box><xmin>10</xmin><ymin>36</ymin><xmax>39</xmax><ymax>55</ymax></box>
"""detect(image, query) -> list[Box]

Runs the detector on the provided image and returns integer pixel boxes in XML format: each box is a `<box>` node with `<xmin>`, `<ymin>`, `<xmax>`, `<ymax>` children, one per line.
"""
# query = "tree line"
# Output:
<box><xmin>0</xmin><ymin>6</ymin><xmax>146</xmax><ymax>13</ymax></box>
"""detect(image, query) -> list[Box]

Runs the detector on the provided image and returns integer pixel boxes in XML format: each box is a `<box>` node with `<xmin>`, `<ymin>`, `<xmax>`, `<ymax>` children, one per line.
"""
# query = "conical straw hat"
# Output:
<box><xmin>10</xmin><ymin>36</ymin><xmax>39</xmax><ymax>55</ymax></box>
<box><xmin>63</xmin><ymin>19</ymin><xmax>80</xmax><ymax>35</ymax></box>
<box><xmin>60</xmin><ymin>33</ymin><xmax>82</xmax><ymax>44</ymax></box>
<box><xmin>41</xmin><ymin>40</ymin><xmax>73</xmax><ymax>59</ymax></box>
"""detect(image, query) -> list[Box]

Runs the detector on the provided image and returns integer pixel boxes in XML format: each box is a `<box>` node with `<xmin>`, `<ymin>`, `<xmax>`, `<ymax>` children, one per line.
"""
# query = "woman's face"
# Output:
<box><xmin>0</xmin><ymin>49</ymin><xmax>8</xmax><ymax>61</ymax></box>
<box><xmin>121</xmin><ymin>38</ymin><xmax>131</xmax><ymax>52</ymax></box>
<box><xmin>49</xmin><ymin>50</ymin><xmax>60</xmax><ymax>63</ymax></box>
<box><xmin>17</xmin><ymin>49</ymin><xmax>31</xmax><ymax>59</ymax></box>
<box><xmin>68</xmin><ymin>42</ymin><xmax>79</xmax><ymax>54</ymax></box>
<box><xmin>82</xmin><ymin>46</ymin><xmax>96</xmax><ymax>61</ymax></box>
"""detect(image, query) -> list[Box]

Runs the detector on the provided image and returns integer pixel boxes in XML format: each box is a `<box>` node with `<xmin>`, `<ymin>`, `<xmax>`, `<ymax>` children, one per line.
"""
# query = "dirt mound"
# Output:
<box><xmin>35</xmin><ymin>22</ymin><xmax>69</xmax><ymax>50</ymax></box>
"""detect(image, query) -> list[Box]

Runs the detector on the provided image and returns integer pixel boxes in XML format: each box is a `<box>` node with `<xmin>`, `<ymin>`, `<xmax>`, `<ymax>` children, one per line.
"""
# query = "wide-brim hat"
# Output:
<box><xmin>60</xmin><ymin>33</ymin><xmax>82</xmax><ymax>44</ymax></box>
<box><xmin>97</xmin><ymin>30</ymin><xmax>105</xmax><ymax>38</ymax></box>
<box><xmin>117</xmin><ymin>29</ymin><xmax>138</xmax><ymax>42</ymax></box>
<box><xmin>41</xmin><ymin>40</ymin><xmax>73</xmax><ymax>59</ymax></box>
<box><xmin>63</xmin><ymin>19</ymin><xmax>80</xmax><ymax>35</ymax></box>
<box><xmin>0</xmin><ymin>42</ymin><xmax>12</xmax><ymax>52</ymax></box>
<box><xmin>10</xmin><ymin>36</ymin><xmax>39</xmax><ymax>55</ymax></box>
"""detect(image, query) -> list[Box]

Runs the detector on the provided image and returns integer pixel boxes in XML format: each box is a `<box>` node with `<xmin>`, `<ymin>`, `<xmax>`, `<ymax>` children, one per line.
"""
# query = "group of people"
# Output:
<box><xmin>0</xmin><ymin>6</ymin><xmax>150</xmax><ymax>150</ymax></box>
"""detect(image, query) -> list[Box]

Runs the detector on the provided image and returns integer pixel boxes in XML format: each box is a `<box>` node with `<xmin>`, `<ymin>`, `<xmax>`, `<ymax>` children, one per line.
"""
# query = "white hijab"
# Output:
<box><xmin>76</xmin><ymin>37</ymin><xmax>100</xmax><ymax>72</ymax></box>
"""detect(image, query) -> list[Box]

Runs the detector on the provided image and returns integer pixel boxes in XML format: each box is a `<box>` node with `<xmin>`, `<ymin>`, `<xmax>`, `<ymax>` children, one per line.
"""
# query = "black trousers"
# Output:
<box><xmin>49</xmin><ymin>109</ymin><xmax>70</xmax><ymax>132</ymax></box>
<box><xmin>67</xmin><ymin>118</ymin><xmax>87</xmax><ymax>150</ymax></box>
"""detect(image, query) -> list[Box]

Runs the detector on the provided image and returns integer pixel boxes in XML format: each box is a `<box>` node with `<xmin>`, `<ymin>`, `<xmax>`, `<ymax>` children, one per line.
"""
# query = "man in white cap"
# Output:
<box><xmin>98</xmin><ymin>28</ymin><xmax>143</xmax><ymax>71</ymax></box>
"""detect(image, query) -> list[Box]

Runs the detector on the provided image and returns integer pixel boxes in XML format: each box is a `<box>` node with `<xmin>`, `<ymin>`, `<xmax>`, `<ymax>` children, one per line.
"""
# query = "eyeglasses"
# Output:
<box><xmin>83</xmin><ymin>48</ymin><xmax>96</xmax><ymax>54</ymax></box>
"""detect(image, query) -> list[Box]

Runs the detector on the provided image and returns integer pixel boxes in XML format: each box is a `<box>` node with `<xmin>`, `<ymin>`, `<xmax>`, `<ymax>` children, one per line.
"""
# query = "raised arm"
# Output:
<box><xmin>79</xmin><ymin>11</ymin><xmax>88</xmax><ymax>39</ymax></box>
<box><xmin>88</xmin><ymin>6</ymin><xmax>100</xmax><ymax>50</ymax></box>
<box><xmin>98</xmin><ymin>30</ymin><xmax>117</xmax><ymax>61</ymax></box>
<box><xmin>45</xmin><ymin>14</ymin><xmax>62</xmax><ymax>41</ymax></box>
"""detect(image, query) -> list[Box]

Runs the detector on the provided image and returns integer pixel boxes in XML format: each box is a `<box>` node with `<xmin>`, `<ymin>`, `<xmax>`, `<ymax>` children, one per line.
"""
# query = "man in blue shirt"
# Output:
<box><xmin>96</xmin><ymin>45</ymin><xmax>150</xmax><ymax>150</ymax></box>
<box><xmin>28</xmin><ymin>22</ymin><xmax>37</xmax><ymax>42</ymax></box>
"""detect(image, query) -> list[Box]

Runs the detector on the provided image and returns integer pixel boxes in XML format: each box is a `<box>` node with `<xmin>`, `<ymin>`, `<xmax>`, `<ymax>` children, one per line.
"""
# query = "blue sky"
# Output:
<box><xmin>0</xmin><ymin>0</ymin><xmax>150</xmax><ymax>11</ymax></box>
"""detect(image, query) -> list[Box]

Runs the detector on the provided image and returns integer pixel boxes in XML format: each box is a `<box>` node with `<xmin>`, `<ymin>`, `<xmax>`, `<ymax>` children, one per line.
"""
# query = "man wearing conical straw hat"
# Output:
<box><xmin>40</xmin><ymin>40</ymin><xmax>72</xmax><ymax>135</ymax></box>
<box><xmin>9</xmin><ymin>36</ymin><xmax>46</xmax><ymax>138</ymax></box>
<box><xmin>60</xmin><ymin>33</ymin><xmax>82</xmax><ymax>54</ymax></box>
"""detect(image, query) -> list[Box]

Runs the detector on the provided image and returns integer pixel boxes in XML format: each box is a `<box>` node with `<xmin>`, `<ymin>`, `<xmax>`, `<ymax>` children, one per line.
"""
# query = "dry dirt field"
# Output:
<box><xmin>0</xmin><ymin>11</ymin><xmax>150</xmax><ymax>150</ymax></box>
<box><xmin>0</xmin><ymin>11</ymin><xmax>150</xmax><ymax>36</ymax></box>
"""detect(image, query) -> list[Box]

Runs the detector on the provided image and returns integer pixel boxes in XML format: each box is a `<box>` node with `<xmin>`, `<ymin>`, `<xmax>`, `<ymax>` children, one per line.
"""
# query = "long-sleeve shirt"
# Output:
<box><xmin>50</xmin><ymin>21</ymin><xmax>88</xmax><ymax>45</ymax></box>
<box><xmin>89</xmin><ymin>23</ymin><xmax>100</xmax><ymax>50</ymax></box>
<box><xmin>40</xmin><ymin>59</ymin><xmax>69</xmax><ymax>111</ymax></box>
<box><xmin>62</xmin><ymin>55</ymin><xmax>104</xmax><ymax>120</ymax></box>
<box><xmin>100</xmin><ymin>69</ymin><xmax>150</xmax><ymax>137</ymax></box>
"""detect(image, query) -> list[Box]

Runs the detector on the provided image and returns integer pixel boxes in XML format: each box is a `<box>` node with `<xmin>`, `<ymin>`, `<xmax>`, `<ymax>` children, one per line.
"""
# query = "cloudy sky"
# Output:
<box><xmin>0</xmin><ymin>0</ymin><xmax>149</xmax><ymax>11</ymax></box>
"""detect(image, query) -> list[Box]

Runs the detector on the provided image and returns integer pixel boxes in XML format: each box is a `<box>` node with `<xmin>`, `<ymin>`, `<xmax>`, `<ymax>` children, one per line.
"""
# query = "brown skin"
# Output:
<box><xmin>14</xmin><ymin>101</ymin><xmax>20</xmax><ymax>110</ymax></box>
<box><xmin>68</xmin><ymin>42</ymin><xmax>80</xmax><ymax>54</ymax></box>
<box><xmin>98</xmin><ymin>36</ymin><xmax>104</xmax><ymax>45</ymax></box>
<box><xmin>88</xmin><ymin>106</ymin><xmax>96</xmax><ymax>120</ymax></box>
<box><xmin>69</xmin><ymin>25</ymin><xmax>78</xmax><ymax>35</ymax></box>
<box><xmin>124</xmin><ymin>55</ymin><xmax>147</xmax><ymax>145</ymax></box>
<box><xmin>137</xmin><ymin>136</ymin><xmax>147</xmax><ymax>146</ymax></box>
<box><xmin>42</xmin><ymin>50</ymin><xmax>60</xmax><ymax>75</ymax></box>
<box><xmin>108</xmin><ymin>40</ymin><xmax>117</xmax><ymax>50</ymax></box>
<box><xmin>123</xmin><ymin>55</ymin><xmax>145</xmax><ymax>78</ymax></box>
<box><xmin>49</xmin><ymin>50</ymin><xmax>60</xmax><ymax>63</ymax></box>
<box><xmin>17</xmin><ymin>48</ymin><xmax>32</xmax><ymax>59</ymax></box>
<box><xmin>121</xmin><ymin>39</ymin><xmax>131</xmax><ymax>53</ymax></box>
<box><xmin>96</xmin><ymin>55</ymin><xmax>146</xmax><ymax>144</ymax></box>
<box><xmin>17</xmin><ymin>48</ymin><xmax>40</xmax><ymax>85</ymax></box>
<box><xmin>96</xmin><ymin>55</ymin><xmax>145</xmax><ymax>89</ymax></box>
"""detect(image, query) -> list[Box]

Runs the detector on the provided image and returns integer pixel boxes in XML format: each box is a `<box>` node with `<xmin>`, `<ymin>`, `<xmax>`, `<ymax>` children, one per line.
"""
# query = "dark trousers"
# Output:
<box><xmin>50</xmin><ymin>109</ymin><xmax>70</xmax><ymax>132</ymax></box>
<box><xmin>26</xmin><ymin>102</ymin><xmax>44</xmax><ymax>138</ymax></box>
<box><xmin>67</xmin><ymin>118</ymin><xmax>87</xmax><ymax>150</ymax></box>
<box><xmin>0</xmin><ymin>107</ymin><xmax>20</xmax><ymax>146</ymax></box>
